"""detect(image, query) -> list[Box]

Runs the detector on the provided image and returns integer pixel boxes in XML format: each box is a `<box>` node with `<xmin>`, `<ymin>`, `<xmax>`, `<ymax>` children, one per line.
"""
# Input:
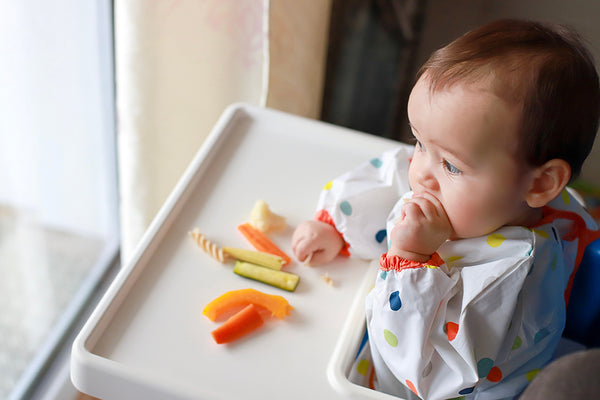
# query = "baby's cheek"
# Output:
<box><xmin>445</xmin><ymin>198</ymin><xmax>481</xmax><ymax>238</ymax></box>
<box><xmin>450</xmin><ymin>196</ymin><xmax>507</xmax><ymax>239</ymax></box>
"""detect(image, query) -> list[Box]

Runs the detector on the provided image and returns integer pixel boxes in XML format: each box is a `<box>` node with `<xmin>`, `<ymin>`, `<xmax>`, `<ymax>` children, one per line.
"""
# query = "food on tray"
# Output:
<box><xmin>210</xmin><ymin>304</ymin><xmax>264</xmax><ymax>344</ymax></box>
<box><xmin>250</xmin><ymin>199</ymin><xmax>287</xmax><ymax>233</ymax></box>
<box><xmin>238</xmin><ymin>223</ymin><xmax>292</xmax><ymax>265</ymax></box>
<box><xmin>203</xmin><ymin>288</ymin><xmax>293</xmax><ymax>321</ymax></box>
<box><xmin>234</xmin><ymin>261</ymin><xmax>300</xmax><ymax>292</ymax></box>
<box><xmin>189</xmin><ymin>229</ymin><xmax>229</xmax><ymax>263</ymax></box>
<box><xmin>222</xmin><ymin>247</ymin><xmax>284</xmax><ymax>270</ymax></box>
<box><xmin>321</xmin><ymin>272</ymin><xmax>334</xmax><ymax>286</ymax></box>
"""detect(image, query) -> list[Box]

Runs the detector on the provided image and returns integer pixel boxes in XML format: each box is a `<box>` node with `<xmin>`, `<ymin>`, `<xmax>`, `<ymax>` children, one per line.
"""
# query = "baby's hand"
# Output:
<box><xmin>389</xmin><ymin>192</ymin><xmax>452</xmax><ymax>262</ymax></box>
<box><xmin>291</xmin><ymin>220</ymin><xmax>344</xmax><ymax>265</ymax></box>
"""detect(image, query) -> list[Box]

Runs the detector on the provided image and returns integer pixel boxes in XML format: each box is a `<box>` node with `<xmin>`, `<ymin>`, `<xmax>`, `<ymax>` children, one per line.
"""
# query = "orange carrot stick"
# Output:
<box><xmin>211</xmin><ymin>304</ymin><xmax>264</xmax><ymax>344</ymax></box>
<box><xmin>238</xmin><ymin>223</ymin><xmax>292</xmax><ymax>265</ymax></box>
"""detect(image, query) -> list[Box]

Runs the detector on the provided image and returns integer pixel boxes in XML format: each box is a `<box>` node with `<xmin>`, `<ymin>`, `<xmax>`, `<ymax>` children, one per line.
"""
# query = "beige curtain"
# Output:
<box><xmin>115</xmin><ymin>0</ymin><xmax>332</xmax><ymax>262</ymax></box>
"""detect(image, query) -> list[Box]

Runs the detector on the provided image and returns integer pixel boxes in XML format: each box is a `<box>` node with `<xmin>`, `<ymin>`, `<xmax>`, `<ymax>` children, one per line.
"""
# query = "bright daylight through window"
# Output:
<box><xmin>0</xmin><ymin>2</ymin><xmax>118</xmax><ymax>399</ymax></box>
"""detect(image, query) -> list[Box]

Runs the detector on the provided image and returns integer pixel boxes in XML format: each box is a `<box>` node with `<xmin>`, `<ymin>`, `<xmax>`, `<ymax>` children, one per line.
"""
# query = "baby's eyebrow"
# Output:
<box><xmin>431</xmin><ymin>139</ymin><xmax>475</xmax><ymax>169</ymax></box>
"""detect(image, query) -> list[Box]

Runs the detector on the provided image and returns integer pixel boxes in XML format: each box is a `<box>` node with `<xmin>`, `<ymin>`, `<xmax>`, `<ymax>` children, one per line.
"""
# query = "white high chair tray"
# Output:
<box><xmin>71</xmin><ymin>103</ymin><xmax>402</xmax><ymax>400</ymax></box>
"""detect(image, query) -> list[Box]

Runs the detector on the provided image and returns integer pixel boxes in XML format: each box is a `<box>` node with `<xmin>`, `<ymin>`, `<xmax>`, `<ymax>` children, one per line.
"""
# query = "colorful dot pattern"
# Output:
<box><xmin>367</xmin><ymin>229</ymin><xmax>562</xmax><ymax>397</ymax></box>
<box><xmin>532</xmin><ymin>229</ymin><xmax>549</xmax><ymax>239</ymax></box>
<box><xmin>370</xmin><ymin>158</ymin><xmax>383</xmax><ymax>168</ymax></box>
<box><xmin>376</xmin><ymin>230</ymin><xmax>520</xmax><ymax>395</ymax></box>
<box><xmin>373</xmin><ymin>227</ymin><xmax>557</xmax><ymax>398</ymax></box>
<box><xmin>477</xmin><ymin>358</ymin><xmax>503</xmax><ymax>382</ymax></box>
<box><xmin>526</xmin><ymin>369</ymin><xmax>540</xmax><ymax>381</ymax></box>
<box><xmin>477</xmin><ymin>358</ymin><xmax>494</xmax><ymax>378</ymax></box>
<box><xmin>459</xmin><ymin>387</ymin><xmax>474</xmax><ymax>395</ymax></box>
<box><xmin>389</xmin><ymin>291</ymin><xmax>402</xmax><ymax>311</ymax></box>
<box><xmin>375</xmin><ymin>229</ymin><xmax>387</xmax><ymax>243</ymax></box>
<box><xmin>486</xmin><ymin>233</ymin><xmax>505</xmax><ymax>247</ymax></box>
<box><xmin>447</xmin><ymin>255</ymin><xmax>463</xmax><ymax>263</ymax></box>
<box><xmin>340</xmin><ymin>201</ymin><xmax>352</xmax><ymax>216</ymax></box>
<box><xmin>561</xmin><ymin>189</ymin><xmax>570</xmax><ymax>205</ymax></box>
<box><xmin>356</xmin><ymin>359</ymin><xmax>370</xmax><ymax>376</ymax></box>
<box><xmin>340</xmin><ymin>153</ymin><xmax>575</xmax><ymax>397</ymax></box>
<box><xmin>445</xmin><ymin>322</ymin><xmax>459</xmax><ymax>341</ymax></box>
<box><xmin>335</xmin><ymin>157</ymin><xmax>396</xmax><ymax>249</ymax></box>
<box><xmin>512</xmin><ymin>336</ymin><xmax>522</xmax><ymax>350</ymax></box>
<box><xmin>405</xmin><ymin>379</ymin><xmax>418</xmax><ymax>396</ymax></box>
<box><xmin>383</xmin><ymin>329</ymin><xmax>398</xmax><ymax>347</ymax></box>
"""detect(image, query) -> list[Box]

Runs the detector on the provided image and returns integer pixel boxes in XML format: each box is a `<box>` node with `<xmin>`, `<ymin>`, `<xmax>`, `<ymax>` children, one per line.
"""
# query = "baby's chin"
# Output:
<box><xmin>448</xmin><ymin>227</ymin><xmax>494</xmax><ymax>241</ymax></box>
<box><xmin>448</xmin><ymin>233</ymin><xmax>461</xmax><ymax>241</ymax></box>
<box><xmin>449</xmin><ymin>225</ymin><xmax>509</xmax><ymax>241</ymax></box>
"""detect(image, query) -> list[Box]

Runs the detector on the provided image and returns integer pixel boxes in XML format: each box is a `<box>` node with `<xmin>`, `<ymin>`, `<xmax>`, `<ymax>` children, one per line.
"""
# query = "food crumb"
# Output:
<box><xmin>321</xmin><ymin>273</ymin><xmax>334</xmax><ymax>286</ymax></box>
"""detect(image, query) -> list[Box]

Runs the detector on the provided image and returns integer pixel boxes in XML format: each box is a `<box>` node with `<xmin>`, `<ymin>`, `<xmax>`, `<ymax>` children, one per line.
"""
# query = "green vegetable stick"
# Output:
<box><xmin>233</xmin><ymin>261</ymin><xmax>300</xmax><ymax>292</ymax></box>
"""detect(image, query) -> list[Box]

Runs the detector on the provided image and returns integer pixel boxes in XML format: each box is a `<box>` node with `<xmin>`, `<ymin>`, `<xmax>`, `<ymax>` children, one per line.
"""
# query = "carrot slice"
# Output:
<box><xmin>203</xmin><ymin>288</ymin><xmax>293</xmax><ymax>321</ymax></box>
<box><xmin>238</xmin><ymin>223</ymin><xmax>292</xmax><ymax>265</ymax></box>
<box><xmin>211</xmin><ymin>304</ymin><xmax>264</xmax><ymax>344</ymax></box>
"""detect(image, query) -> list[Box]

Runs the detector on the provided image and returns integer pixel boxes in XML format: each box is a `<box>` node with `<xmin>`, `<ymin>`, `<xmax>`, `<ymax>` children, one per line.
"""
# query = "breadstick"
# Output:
<box><xmin>189</xmin><ymin>228</ymin><xmax>228</xmax><ymax>263</ymax></box>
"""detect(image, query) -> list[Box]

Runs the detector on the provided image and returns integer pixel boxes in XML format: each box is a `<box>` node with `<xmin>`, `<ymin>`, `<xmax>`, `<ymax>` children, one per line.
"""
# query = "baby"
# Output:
<box><xmin>292</xmin><ymin>20</ymin><xmax>600</xmax><ymax>399</ymax></box>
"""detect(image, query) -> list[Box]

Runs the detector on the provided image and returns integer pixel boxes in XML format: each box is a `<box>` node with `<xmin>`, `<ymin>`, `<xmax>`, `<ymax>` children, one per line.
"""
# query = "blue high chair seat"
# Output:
<box><xmin>519</xmin><ymin>238</ymin><xmax>600</xmax><ymax>399</ymax></box>
<box><xmin>563</xmin><ymin>238</ymin><xmax>600</xmax><ymax>347</ymax></box>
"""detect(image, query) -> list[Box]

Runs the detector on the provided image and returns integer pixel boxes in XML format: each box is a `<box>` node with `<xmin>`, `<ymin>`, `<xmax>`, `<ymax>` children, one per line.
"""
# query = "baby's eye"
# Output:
<box><xmin>442</xmin><ymin>159</ymin><xmax>462</xmax><ymax>175</ymax></box>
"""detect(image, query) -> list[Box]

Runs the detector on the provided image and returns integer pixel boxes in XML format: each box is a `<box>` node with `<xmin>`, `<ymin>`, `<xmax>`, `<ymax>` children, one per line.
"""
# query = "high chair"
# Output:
<box><xmin>562</xmin><ymin>237</ymin><xmax>600</xmax><ymax>348</ymax></box>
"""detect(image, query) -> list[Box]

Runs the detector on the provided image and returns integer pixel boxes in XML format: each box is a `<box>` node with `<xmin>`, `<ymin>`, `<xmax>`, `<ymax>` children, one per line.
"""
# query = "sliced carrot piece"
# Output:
<box><xmin>211</xmin><ymin>304</ymin><xmax>264</xmax><ymax>344</ymax></box>
<box><xmin>238</xmin><ymin>223</ymin><xmax>292</xmax><ymax>265</ymax></box>
<box><xmin>203</xmin><ymin>288</ymin><xmax>293</xmax><ymax>321</ymax></box>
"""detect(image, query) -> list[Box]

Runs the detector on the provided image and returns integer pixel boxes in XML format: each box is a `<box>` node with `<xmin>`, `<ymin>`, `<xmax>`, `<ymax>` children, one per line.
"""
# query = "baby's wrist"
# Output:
<box><xmin>387</xmin><ymin>247</ymin><xmax>431</xmax><ymax>263</ymax></box>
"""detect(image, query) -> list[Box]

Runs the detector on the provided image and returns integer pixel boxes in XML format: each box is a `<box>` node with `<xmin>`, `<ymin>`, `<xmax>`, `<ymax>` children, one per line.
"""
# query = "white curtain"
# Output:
<box><xmin>115</xmin><ymin>0</ymin><xmax>332</xmax><ymax>261</ymax></box>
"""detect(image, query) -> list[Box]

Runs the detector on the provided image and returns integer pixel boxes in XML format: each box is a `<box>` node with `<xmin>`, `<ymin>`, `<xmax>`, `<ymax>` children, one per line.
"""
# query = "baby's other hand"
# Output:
<box><xmin>291</xmin><ymin>220</ymin><xmax>344</xmax><ymax>265</ymax></box>
<box><xmin>389</xmin><ymin>192</ymin><xmax>452</xmax><ymax>261</ymax></box>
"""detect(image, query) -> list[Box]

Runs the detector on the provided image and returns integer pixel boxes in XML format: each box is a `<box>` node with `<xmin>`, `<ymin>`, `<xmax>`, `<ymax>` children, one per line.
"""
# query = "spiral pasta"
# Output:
<box><xmin>189</xmin><ymin>228</ymin><xmax>228</xmax><ymax>263</ymax></box>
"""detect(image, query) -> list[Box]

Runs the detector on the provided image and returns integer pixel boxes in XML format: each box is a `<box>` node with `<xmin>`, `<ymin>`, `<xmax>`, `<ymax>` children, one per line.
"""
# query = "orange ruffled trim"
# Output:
<box><xmin>380</xmin><ymin>252</ymin><xmax>444</xmax><ymax>272</ymax></box>
<box><xmin>315</xmin><ymin>209</ymin><xmax>351</xmax><ymax>257</ymax></box>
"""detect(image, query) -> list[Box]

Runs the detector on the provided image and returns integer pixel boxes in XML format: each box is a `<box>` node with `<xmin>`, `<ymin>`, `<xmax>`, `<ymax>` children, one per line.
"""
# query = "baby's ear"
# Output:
<box><xmin>525</xmin><ymin>159</ymin><xmax>572</xmax><ymax>208</ymax></box>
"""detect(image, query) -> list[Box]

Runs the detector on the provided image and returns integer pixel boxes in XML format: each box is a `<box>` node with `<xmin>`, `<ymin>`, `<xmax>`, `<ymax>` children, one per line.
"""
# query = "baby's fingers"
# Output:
<box><xmin>293</xmin><ymin>239</ymin><xmax>335</xmax><ymax>265</ymax></box>
<box><xmin>411</xmin><ymin>193</ymin><xmax>447</xmax><ymax>220</ymax></box>
<box><xmin>401</xmin><ymin>201</ymin><xmax>426</xmax><ymax>221</ymax></box>
<box><xmin>307</xmin><ymin>248</ymin><xmax>336</xmax><ymax>265</ymax></box>
<box><xmin>291</xmin><ymin>235</ymin><xmax>313</xmax><ymax>262</ymax></box>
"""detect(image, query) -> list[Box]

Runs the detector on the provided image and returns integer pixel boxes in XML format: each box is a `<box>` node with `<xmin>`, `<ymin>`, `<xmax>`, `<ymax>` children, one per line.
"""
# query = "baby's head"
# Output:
<box><xmin>419</xmin><ymin>19</ymin><xmax>600</xmax><ymax>180</ymax></box>
<box><xmin>406</xmin><ymin>20</ymin><xmax>600</xmax><ymax>239</ymax></box>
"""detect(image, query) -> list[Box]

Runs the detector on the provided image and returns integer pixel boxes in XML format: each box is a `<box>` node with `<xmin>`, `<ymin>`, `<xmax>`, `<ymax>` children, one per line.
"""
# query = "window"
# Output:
<box><xmin>0</xmin><ymin>1</ymin><xmax>118</xmax><ymax>398</ymax></box>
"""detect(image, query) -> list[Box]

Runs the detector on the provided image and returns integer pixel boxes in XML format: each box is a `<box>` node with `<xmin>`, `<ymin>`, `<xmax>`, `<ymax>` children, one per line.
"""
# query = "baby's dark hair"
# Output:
<box><xmin>417</xmin><ymin>19</ymin><xmax>600</xmax><ymax>179</ymax></box>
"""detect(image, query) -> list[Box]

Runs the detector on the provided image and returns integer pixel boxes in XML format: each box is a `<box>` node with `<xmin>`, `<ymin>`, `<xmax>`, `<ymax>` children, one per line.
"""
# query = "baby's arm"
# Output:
<box><xmin>291</xmin><ymin>145</ymin><xmax>415</xmax><ymax>265</ymax></box>
<box><xmin>291</xmin><ymin>220</ymin><xmax>344</xmax><ymax>264</ymax></box>
<box><xmin>387</xmin><ymin>192</ymin><xmax>452</xmax><ymax>262</ymax></box>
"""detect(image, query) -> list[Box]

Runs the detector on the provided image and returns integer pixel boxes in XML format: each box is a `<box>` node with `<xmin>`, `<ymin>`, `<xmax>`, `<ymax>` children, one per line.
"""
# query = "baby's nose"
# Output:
<box><xmin>419</xmin><ymin>168</ymin><xmax>439</xmax><ymax>191</ymax></box>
